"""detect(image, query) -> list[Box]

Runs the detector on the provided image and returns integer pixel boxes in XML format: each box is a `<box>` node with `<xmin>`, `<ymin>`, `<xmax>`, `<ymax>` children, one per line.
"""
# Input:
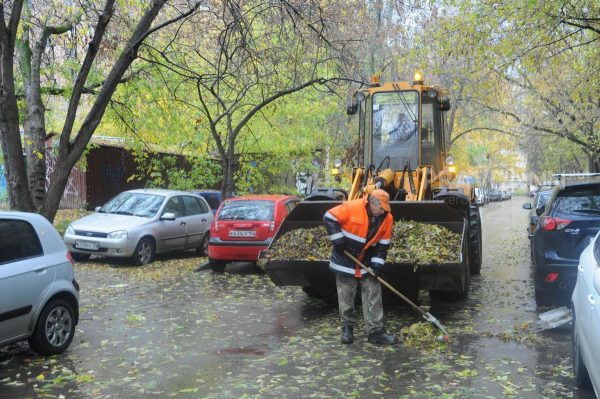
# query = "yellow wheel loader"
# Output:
<box><xmin>264</xmin><ymin>73</ymin><xmax>482</xmax><ymax>302</ymax></box>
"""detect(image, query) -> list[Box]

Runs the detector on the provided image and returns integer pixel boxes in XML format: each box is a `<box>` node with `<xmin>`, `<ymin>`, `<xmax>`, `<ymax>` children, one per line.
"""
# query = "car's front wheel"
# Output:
<box><xmin>573</xmin><ymin>310</ymin><xmax>592</xmax><ymax>388</ymax></box>
<box><xmin>28</xmin><ymin>299</ymin><xmax>76</xmax><ymax>356</ymax></box>
<box><xmin>132</xmin><ymin>237</ymin><xmax>155</xmax><ymax>265</ymax></box>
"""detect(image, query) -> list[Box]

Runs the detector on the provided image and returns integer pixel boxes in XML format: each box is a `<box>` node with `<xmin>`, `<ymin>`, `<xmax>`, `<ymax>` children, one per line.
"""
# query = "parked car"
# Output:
<box><xmin>488</xmin><ymin>190</ymin><xmax>503</xmax><ymax>202</ymax></box>
<box><xmin>64</xmin><ymin>189</ymin><xmax>213</xmax><ymax>265</ymax></box>
<box><xmin>207</xmin><ymin>195</ymin><xmax>301</xmax><ymax>272</ymax></box>
<box><xmin>522</xmin><ymin>189</ymin><xmax>553</xmax><ymax>238</ymax></box>
<box><xmin>531</xmin><ymin>180</ymin><xmax>600</xmax><ymax>306</ymax></box>
<box><xmin>194</xmin><ymin>189</ymin><xmax>222</xmax><ymax>215</ymax></box>
<box><xmin>0</xmin><ymin>212</ymin><xmax>79</xmax><ymax>356</ymax></box>
<box><xmin>474</xmin><ymin>187</ymin><xmax>486</xmax><ymax>206</ymax></box>
<box><xmin>571</xmin><ymin>231</ymin><xmax>600</xmax><ymax>396</ymax></box>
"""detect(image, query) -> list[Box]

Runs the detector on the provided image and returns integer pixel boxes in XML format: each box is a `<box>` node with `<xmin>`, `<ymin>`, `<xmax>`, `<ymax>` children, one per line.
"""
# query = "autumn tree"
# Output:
<box><xmin>140</xmin><ymin>0</ymin><xmax>357</xmax><ymax>198</ymax></box>
<box><xmin>0</xmin><ymin>0</ymin><xmax>198</xmax><ymax>221</ymax></box>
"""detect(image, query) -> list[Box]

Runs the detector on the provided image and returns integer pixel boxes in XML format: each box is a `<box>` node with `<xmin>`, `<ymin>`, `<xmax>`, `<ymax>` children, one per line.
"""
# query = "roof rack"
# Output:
<box><xmin>552</xmin><ymin>173</ymin><xmax>600</xmax><ymax>181</ymax></box>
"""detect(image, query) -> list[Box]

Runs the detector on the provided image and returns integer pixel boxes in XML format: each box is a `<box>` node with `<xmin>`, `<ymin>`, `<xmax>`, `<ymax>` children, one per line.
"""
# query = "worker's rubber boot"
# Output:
<box><xmin>367</xmin><ymin>328</ymin><xmax>398</xmax><ymax>345</ymax></box>
<box><xmin>341</xmin><ymin>325</ymin><xmax>354</xmax><ymax>344</ymax></box>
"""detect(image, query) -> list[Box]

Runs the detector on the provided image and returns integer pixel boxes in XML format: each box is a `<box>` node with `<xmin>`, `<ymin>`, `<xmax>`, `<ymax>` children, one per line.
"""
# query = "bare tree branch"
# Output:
<box><xmin>60</xmin><ymin>0</ymin><xmax>116</xmax><ymax>152</ymax></box>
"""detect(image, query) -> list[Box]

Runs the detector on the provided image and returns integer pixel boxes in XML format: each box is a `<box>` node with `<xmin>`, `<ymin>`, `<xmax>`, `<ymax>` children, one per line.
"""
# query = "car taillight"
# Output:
<box><xmin>66</xmin><ymin>252</ymin><xmax>75</xmax><ymax>266</ymax></box>
<box><xmin>544</xmin><ymin>272</ymin><xmax>559</xmax><ymax>282</ymax></box>
<box><xmin>269</xmin><ymin>221</ymin><xmax>275</xmax><ymax>231</ymax></box>
<box><xmin>540</xmin><ymin>216</ymin><xmax>572</xmax><ymax>231</ymax></box>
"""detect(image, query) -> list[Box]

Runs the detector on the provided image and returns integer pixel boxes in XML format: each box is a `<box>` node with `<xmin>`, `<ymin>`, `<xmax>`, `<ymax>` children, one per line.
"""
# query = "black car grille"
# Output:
<box><xmin>74</xmin><ymin>230</ymin><xmax>108</xmax><ymax>238</ymax></box>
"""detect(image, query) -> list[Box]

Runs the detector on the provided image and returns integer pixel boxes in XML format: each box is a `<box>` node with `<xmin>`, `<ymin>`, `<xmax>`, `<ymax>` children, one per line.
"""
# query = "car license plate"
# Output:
<box><xmin>75</xmin><ymin>241</ymin><xmax>99</xmax><ymax>250</ymax></box>
<box><xmin>229</xmin><ymin>230</ymin><xmax>256</xmax><ymax>238</ymax></box>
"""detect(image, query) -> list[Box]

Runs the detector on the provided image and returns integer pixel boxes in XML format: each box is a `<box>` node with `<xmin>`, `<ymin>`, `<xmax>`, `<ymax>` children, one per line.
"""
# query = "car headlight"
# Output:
<box><xmin>65</xmin><ymin>225</ymin><xmax>75</xmax><ymax>235</ymax></box>
<box><xmin>107</xmin><ymin>230</ymin><xmax>128</xmax><ymax>239</ymax></box>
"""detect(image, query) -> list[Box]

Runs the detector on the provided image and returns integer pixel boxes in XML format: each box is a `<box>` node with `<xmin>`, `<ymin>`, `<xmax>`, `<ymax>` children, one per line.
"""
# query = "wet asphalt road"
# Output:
<box><xmin>0</xmin><ymin>198</ymin><xmax>597</xmax><ymax>398</ymax></box>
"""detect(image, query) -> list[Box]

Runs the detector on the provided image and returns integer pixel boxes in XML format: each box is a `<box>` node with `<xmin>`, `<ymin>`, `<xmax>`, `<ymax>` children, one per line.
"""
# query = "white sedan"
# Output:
<box><xmin>572</xmin><ymin>231</ymin><xmax>600</xmax><ymax>397</ymax></box>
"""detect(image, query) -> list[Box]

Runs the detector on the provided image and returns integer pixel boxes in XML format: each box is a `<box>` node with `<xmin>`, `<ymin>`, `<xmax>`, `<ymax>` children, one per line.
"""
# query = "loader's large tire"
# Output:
<box><xmin>468</xmin><ymin>205</ymin><xmax>482</xmax><ymax>275</ymax></box>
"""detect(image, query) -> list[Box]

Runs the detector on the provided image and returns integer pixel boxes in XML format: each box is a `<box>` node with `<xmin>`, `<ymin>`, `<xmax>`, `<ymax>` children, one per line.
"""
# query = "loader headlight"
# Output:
<box><xmin>413</xmin><ymin>71</ymin><xmax>424</xmax><ymax>85</ymax></box>
<box><xmin>445</xmin><ymin>155</ymin><xmax>455</xmax><ymax>166</ymax></box>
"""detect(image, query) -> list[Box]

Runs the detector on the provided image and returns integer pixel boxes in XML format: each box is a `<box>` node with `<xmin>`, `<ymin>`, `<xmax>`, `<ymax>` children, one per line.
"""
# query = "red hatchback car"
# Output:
<box><xmin>207</xmin><ymin>195</ymin><xmax>300</xmax><ymax>272</ymax></box>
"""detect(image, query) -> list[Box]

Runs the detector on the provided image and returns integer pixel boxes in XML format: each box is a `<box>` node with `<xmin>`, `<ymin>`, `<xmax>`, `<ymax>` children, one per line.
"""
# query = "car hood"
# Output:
<box><xmin>71</xmin><ymin>213</ymin><xmax>151</xmax><ymax>232</ymax></box>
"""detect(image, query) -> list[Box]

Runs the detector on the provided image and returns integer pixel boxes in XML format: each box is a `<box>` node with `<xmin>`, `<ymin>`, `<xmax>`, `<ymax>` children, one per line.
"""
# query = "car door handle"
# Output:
<box><xmin>588</xmin><ymin>295</ymin><xmax>596</xmax><ymax>306</ymax></box>
<box><xmin>180</xmin><ymin>221</ymin><xmax>187</xmax><ymax>226</ymax></box>
<box><xmin>201</xmin><ymin>218</ymin><xmax>207</xmax><ymax>222</ymax></box>
<box><xmin>35</xmin><ymin>268</ymin><xmax>47</xmax><ymax>275</ymax></box>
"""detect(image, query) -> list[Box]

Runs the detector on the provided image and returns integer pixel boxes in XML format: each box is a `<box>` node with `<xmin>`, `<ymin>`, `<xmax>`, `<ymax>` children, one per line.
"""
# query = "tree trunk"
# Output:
<box><xmin>590</xmin><ymin>153</ymin><xmax>600</xmax><ymax>173</ymax></box>
<box><xmin>222</xmin><ymin>149</ymin><xmax>236</xmax><ymax>199</ymax></box>
<box><xmin>0</xmin><ymin>29</ymin><xmax>35</xmax><ymax>211</ymax></box>
<box><xmin>22</xmin><ymin>49</ymin><xmax>48</xmax><ymax>210</ymax></box>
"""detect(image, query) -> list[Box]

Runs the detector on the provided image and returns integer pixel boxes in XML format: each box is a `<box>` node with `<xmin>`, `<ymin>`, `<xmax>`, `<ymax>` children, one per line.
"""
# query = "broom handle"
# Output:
<box><xmin>343</xmin><ymin>250</ymin><xmax>428</xmax><ymax>318</ymax></box>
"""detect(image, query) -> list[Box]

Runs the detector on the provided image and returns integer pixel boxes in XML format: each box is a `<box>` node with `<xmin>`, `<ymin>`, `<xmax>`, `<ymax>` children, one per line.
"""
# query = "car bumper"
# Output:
<box><xmin>207</xmin><ymin>237</ymin><xmax>272</xmax><ymax>261</ymax></box>
<box><xmin>64</xmin><ymin>234</ymin><xmax>137</xmax><ymax>257</ymax></box>
<box><xmin>534</xmin><ymin>261</ymin><xmax>578</xmax><ymax>298</ymax></box>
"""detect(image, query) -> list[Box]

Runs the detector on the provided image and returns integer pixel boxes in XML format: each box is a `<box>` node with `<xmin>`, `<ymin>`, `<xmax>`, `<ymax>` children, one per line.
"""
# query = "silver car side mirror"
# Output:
<box><xmin>161</xmin><ymin>212</ymin><xmax>176</xmax><ymax>221</ymax></box>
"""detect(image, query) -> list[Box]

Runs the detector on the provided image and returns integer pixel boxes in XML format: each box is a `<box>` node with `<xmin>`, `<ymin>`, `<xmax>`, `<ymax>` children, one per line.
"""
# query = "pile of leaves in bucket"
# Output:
<box><xmin>400</xmin><ymin>322</ymin><xmax>447</xmax><ymax>350</ymax></box>
<box><xmin>388</xmin><ymin>222</ymin><xmax>461</xmax><ymax>264</ymax></box>
<box><xmin>264</xmin><ymin>227</ymin><xmax>332</xmax><ymax>261</ymax></box>
<box><xmin>262</xmin><ymin>221</ymin><xmax>461</xmax><ymax>264</ymax></box>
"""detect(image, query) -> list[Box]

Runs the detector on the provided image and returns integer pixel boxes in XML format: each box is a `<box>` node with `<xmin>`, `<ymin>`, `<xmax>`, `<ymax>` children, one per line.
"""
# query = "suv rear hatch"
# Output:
<box><xmin>545</xmin><ymin>184</ymin><xmax>600</xmax><ymax>260</ymax></box>
<box><xmin>216</xmin><ymin>200</ymin><xmax>275</xmax><ymax>242</ymax></box>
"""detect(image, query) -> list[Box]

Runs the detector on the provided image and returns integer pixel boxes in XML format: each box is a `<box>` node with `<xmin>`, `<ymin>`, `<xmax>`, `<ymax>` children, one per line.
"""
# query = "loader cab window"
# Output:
<box><xmin>420</xmin><ymin>100</ymin><xmax>443</xmax><ymax>171</ymax></box>
<box><xmin>371</xmin><ymin>91</ymin><xmax>419</xmax><ymax>170</ymax></box>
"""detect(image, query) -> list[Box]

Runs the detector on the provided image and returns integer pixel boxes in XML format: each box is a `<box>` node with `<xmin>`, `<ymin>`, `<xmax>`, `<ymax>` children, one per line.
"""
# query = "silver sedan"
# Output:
<box><xmin>63</xmin><ymin>189</ymin><xmax>213</xmax><ymax>265</ymax></box>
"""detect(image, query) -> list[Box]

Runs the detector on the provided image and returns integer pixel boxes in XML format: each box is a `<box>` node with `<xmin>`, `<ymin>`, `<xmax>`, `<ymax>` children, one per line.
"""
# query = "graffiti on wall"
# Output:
<box><xmin>46</xmin><ymin>151</ymin><xmax>87</xmax><ymax>209</ymax></box>
<box><xmin>0</xmin><ymin>164</ymin><xmax>7</xmax><ymax>205</ymax></box>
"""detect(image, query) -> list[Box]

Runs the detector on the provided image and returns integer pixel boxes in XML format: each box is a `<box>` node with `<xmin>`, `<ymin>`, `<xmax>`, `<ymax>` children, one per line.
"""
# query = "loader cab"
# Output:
<box><xmin>353</xmin><ymin>79</ymin><xmax>449</xmax><ymax>174</ymax></box>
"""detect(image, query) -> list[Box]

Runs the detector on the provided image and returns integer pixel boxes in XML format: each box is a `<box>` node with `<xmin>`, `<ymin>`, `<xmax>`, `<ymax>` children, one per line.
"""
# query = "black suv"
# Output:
<box><xmin>532</xmin><ymin>179</ymin><xmax>600</xmax><ymax>306</ymax></box>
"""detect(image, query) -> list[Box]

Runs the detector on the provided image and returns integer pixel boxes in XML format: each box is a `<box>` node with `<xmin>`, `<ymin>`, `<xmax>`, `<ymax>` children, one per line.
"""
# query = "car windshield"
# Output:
<box><xmin>553</xmin><ymin>187</ymin><xmax>600</xmax><ymax>215</ymax></box>
<box><xmin>372</xmin><ymin>91</ymin><xmax>419</xmax><ymax>170</ymax></box>
<box><xmin>218</xmin><ymin>200</ymin><xmax>274</xmax><ymax>221</ymax></box>
<box><xmin>100</xmin><ymin>193</ymin><xmax>165</xmax><ymax>218</ymax></box>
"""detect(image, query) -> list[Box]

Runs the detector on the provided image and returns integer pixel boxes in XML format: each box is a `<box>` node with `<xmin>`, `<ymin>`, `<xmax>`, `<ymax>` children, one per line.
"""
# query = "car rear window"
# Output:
<box><xmin>552</xmin><ymin>186</ymin><xmax>600</xmax><ymax>216</ymax></box>
<box><xmin>218</xmin><ymin>200</ymin><xmax>274</xmax><ymax>221</ymax></box>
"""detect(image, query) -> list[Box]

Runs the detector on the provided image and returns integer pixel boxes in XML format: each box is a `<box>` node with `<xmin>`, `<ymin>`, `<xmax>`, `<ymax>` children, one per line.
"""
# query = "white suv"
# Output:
<box><xmin>0</xmin><ymin>212</ymin><xmax>79</xmax><ymax>356</ymax></box>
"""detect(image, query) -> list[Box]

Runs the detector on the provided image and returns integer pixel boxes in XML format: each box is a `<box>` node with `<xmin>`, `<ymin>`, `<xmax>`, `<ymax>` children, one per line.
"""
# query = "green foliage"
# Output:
<box><xmin>132</xmin><ymin>153</ymin><xmax>221</xmax><ymax>191</ymax></box>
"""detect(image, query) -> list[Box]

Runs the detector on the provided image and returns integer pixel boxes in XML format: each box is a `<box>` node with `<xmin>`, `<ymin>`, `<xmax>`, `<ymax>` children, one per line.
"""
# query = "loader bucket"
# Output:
<box><xmin>263</xmin><ymin>200</ymin><xmax>470</xmax><ymax>301</ymax></box>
